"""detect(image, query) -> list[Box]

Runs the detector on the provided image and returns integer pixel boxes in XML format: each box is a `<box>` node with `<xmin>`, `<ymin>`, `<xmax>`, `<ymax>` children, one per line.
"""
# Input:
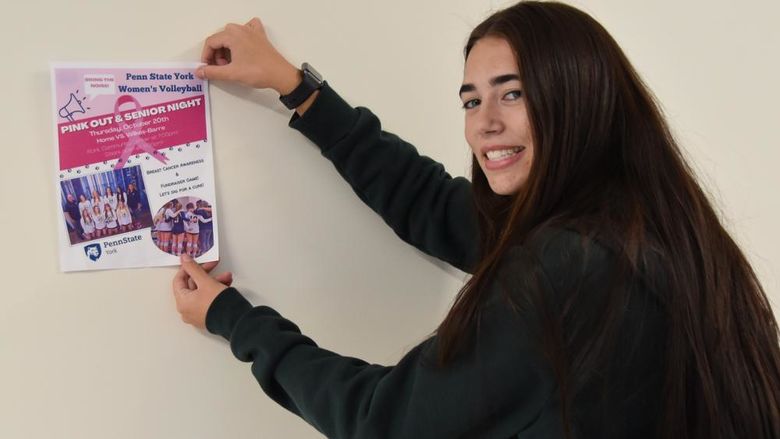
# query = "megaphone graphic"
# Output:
<box><xmin>59</xmin><ymin>93</ymin><xmax>86</xmax><ymax>122</ymax></box>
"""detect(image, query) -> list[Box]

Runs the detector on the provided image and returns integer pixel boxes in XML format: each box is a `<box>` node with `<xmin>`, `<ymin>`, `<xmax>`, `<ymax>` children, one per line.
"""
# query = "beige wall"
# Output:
<box><xmin>553</xmin><ymin>0</ymin><xmax>780</xmax><ymax>311</ymax></box>
<box><xmin>1</xmin><ymin>1</ymin><xmax>776</xmax><ymax>438</ymax></box>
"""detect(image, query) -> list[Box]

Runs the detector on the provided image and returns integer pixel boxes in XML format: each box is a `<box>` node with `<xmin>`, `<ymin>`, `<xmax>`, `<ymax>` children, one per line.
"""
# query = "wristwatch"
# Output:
<box><xmin>279</xmin><ymin>62</ymin><xmax>324</xmax><ymax>109</ymax></box>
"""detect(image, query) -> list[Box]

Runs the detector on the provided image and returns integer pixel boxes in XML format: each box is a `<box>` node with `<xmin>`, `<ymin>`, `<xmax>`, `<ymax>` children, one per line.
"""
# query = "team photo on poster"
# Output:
<box><xmin>60</xmin><ymin>165</ymin><xmax>152</xmax><ymax>245</ymax></box>
<box><xmin>152</xmin><ymin>196</ymin><xmax>214</xmax><ymax>257</ymax></box>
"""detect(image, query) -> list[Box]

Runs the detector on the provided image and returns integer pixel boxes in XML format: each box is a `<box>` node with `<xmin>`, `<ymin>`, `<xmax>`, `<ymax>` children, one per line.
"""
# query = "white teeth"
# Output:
<box><xmin>485</xmin><ymin>147</ymin><xmax>523</xmax><ymax>161</ymax></box>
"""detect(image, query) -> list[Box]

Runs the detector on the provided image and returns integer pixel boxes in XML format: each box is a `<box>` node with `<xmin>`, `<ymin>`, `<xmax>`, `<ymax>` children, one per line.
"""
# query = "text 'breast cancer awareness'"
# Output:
<box><xmin>113</xmin><ymin>95</ymin><xmax>169</xmax><ymax>170</ymax></box>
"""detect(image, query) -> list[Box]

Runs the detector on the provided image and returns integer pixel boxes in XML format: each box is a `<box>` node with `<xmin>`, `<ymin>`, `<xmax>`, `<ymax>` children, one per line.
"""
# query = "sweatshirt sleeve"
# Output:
<box><xmin>289</xmin><ymin>84</ymin><xmax>479</xmax><ymax>273</ymax></box>
<box><xmin>205</xmin><ymin>253</ymin><xmax>559</xmax><ymax>438</ymax></box>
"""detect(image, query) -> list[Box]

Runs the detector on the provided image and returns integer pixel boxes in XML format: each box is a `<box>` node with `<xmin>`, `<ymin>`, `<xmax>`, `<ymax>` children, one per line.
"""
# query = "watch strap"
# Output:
<box><xmin>279</xmin><ymin>63</ymin><xmax>323</xmax><ymax>110</ymax></box>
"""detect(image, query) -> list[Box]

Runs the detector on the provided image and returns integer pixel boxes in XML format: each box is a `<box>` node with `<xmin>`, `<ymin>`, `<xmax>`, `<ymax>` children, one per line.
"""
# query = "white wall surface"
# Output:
<box><xmin>1</xmin><ymin>1</ymin><xmax>777</xmax><ymax>438</ymax></box>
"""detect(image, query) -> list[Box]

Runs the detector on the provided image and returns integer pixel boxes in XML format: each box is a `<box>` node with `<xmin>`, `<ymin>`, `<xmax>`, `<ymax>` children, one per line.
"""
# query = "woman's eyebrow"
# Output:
<box><xmin>459</xmin><ymin>73</ymin><xmax>522</xmax><ymax>96</ymax></box>
<box><xmin>490</xmin><ymin>73</ymin><xmax>521</xmax><ymax>86</ymax></box>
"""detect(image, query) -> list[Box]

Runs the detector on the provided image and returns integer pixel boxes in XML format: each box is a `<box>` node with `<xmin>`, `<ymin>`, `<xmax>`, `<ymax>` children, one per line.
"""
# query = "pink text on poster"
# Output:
<box><xmin>57</xmin><ymin>95</ymin><xmax>207</xmax><ymax>170</ymax></box>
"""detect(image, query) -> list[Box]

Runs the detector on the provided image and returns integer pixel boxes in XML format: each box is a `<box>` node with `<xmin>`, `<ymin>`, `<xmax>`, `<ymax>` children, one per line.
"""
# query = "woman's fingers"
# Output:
<box><xmin>188</xmin><ymin>276</ymin><xmax>196</xmax><ymax>291</ymax></box>
<box><xmin>172</xmin><ymin>267</ymin><xmax>192</xmax><ymax>295</ymax></box>
<box><xmin>202</xmin><ymin>260</ymin><xmax>219</xmax><ymax>273</ymax></box>
<box><xmin>197</xmin><ymin>17</ymin><xmax>294</xmax><ymax>90</ymax></box>
<box><xmin>172</xmin><ymin>257</ymin><xmax>231</xmax><ymax>329</ymax></box>
<box><xmin>179</xmin><ymin>254</ymin><xmax>211</xmax><ymax>286</ymax></box>
<box><xmin>245</xmin><ymin>17</ymin><xmax>262</xmax><ymax>29</ymax></box>
<box><xmin>215</xmin><ymin>48</ymin><xmax>230</xmax><ymax>66</ymax></box>
<box><xmin>214</xmin><ymin>272</ymin><xmax>234</xmax><ymax>286</ymax></box>
<box><xmin>201</xmin><ymin>30</ymin><xmax>233</xmax><ymax>64</ymax></box>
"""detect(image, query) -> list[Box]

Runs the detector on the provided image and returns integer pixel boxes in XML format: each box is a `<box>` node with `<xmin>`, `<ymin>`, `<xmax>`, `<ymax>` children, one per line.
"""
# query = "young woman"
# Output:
<box><xmin>171</xmin><ymin>3</ymin><xmax>780</xmax><ymax>438</ymax></box>
<box><xmin>115</xmin><ymin>186</ymin><xmax>126</xmax><ymax>205</ymax></box>
<box><xmin>103</xmin><ymin>187</ymin><xmax>117</xmax><ymax>212</ymax></box>
<box><xmin>90</xmin><ymin>190</ymin><xmax>102</xmax><ymax>213</ymax></box>
<box><xmin>194</xmin><ymin>201</ymin><xmax>214</xmax><ymax>255</ymax></box>
<box><xmin>91</xmin><ymin>205</ymin><xmax>105</xmax><ymax>238</ymax></box>
<box><xmin>182</xmin><ymin>203</ymin><xmax>195</xmax><ymax>256</ymax></box>
<box><xmin>80</xmin><ymin>208</ymin><xmax>95</xmax><ymax>241</ymax></box>
<box><xmin>77</xmin><ymin>194</ymin><xmax>91</xmax><ymax>219</ymax></box>
<box><xmin>170</xmin><ymin>201</ymin><xmax>187</xmax><ymax>256</ymax></box>
<box><xmin>154</xmin><ymin>201</ymin><xmax>174</xmax><ymax>252</ymax></box>
<box><xmin>183</xmin><ymin>202</ymin><xmax>212</xmax><ymax>257</ymax></box>
<box><xmin>116</xmin><ymin>200</ymin><xmax>132</xmax><ymax>233</ymax></box>
<box><xmin>103</xmin><ymin>203</ymin><xmax>118</xmax><ymax>235</ymax></box>
<box><xmin>115</xmin><ymin>189</ymin><xmax>126</xmax><ymax>212</ymax></box>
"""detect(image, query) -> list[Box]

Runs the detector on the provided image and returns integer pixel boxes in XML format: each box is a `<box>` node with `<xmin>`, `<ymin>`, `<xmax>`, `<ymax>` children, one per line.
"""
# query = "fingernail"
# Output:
<box><xmin>181</xmin><ymin>254</ymin><xmax>193</xmax><ymax>262</ymax></box>
<box><xmin>195</xmin><ymin>67</ymin><xmax>205</xmax><ymax>79</ymax></box>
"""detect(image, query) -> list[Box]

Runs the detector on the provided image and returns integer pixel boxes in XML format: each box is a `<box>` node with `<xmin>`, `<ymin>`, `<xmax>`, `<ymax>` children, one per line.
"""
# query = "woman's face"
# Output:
<box><xmin>461</xmin><ymin>37</ymin><xmax>534</xmax><ymax>195</ymax></box>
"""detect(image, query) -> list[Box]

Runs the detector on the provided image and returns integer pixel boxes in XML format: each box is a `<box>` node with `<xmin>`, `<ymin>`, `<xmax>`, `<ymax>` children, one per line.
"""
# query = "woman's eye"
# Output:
<box><xmin>462</xmin><ymin>98</ymin><xmax>480</xmax><ymax>109</ymax></box>
<box><xmin>504</xmin><ymin>90</ymin><xmax>523</xmax><ymax>100</ymax></box>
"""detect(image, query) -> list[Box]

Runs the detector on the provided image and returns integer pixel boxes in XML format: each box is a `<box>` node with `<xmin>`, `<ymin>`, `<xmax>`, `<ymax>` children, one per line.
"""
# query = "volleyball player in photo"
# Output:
<box><xmin>90</xmin><ymin>190</ymin><xmax>102</xmax><ymax>214</ymax></box>
<box><xmin>184</xmin><ymin>202</ymin><xmax>212</xmax><ymax>257</ymax></box>
<box><xmin>78</xmin><ymin>194</ymin><xmax>91</xmax><ymax>219</ymax></box>
<box><xmin>194</xmin><ymin>200</ymin><xmax>213</xmax><ymax>255</ymax></box>
<box><xmin>115</xmin><ymin>186</ymin><xmax>126</xmax><ymax>207</ymax></box>
<box><xmin>104</xmin><ymin>203</ymin><xmax>118</xmax><ymax>235</ymax></box>
<box><xmin>183</xmin><ymin>204</ymin><xmax>195</xmax><ymax>255</ymax></box>
<box><xmin>116</xmin><ymin>200</ymin><xmax>132</xmax><ymax>233</ymax></box>
<box><xmin>92</xmin><ymin>205</ymin><xmax>105</xmax><ymax>238</ymax></box>
<box><xmin>153</xmin><ymin>209</ymin><xmax>165</xmax><ymax>250</ymax></box>
<box><xmin>80</xmin><ymin>208</ymin><xmax>95</xmax><ymax>241</ymax></box>
<box><xmin>154</xmin><ymin>202</ymin><xmax>174</xmax><ymax>252</ymax></box>
<box><xmin>170</xmin><ymin>201</ymin><xmax>187</xmax><ymax>256</ymax></box>
<box><xmin>104</xmin><ymin>187</ymin><xmax>118</xmax><ymax>212</ymax></box>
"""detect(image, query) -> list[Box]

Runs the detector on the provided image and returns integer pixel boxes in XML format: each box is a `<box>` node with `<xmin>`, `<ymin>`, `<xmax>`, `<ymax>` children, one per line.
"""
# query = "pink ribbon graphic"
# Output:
<box><xmin>113</xmin><ymin>95</ymin><xmax>169</xmax><ymax>169</ymax></box>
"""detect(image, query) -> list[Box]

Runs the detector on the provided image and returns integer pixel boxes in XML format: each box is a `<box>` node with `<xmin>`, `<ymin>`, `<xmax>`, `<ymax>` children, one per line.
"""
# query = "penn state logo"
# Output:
<box><xmin>84</xmin><ymin>243</ymin><xmax>102</xmax><ymax>261</ymax></box>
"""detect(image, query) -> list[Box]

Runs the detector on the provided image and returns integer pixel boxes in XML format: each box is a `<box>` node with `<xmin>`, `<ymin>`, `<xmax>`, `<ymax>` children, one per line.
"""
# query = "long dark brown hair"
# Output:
<box><xmin>436</xmin><ymin>2</ymin><xmax>780</xmax><ymax>438</ymax></box>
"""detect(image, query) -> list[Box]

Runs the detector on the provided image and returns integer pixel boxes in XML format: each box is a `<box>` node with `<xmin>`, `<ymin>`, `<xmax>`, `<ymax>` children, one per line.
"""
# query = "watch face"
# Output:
<box><xmin>302</xmin><ymin>62</ymin><xmax>323</xmax><ymax>83</ymax></box>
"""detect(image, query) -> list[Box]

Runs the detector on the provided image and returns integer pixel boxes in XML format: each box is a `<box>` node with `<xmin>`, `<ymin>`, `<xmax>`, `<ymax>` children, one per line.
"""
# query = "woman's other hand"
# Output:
<box><xmin>197</xmin><ymin>18</ymin><xmax>300</xmax><ymax>95</ymax></box>
<box><xmin>172</xmin><ymin>255</ymin><xmax>233</xmax><ymax>329</ymax></box>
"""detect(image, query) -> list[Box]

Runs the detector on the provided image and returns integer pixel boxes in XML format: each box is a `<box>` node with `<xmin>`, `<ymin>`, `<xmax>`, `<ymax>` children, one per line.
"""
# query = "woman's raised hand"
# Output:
<box><xmin>172</xmin><ymin>255</ymin><xmax>233</xmax><ymax>329</ymax></box>
<box><xmin>197</xmin><ymin>18</ymin><xmax>301</xmax><ymax>95</ymax></box>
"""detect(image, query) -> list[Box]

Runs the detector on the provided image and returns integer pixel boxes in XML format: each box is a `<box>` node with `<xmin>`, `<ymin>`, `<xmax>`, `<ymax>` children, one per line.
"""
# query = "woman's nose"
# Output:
<box><xmin>477</xmin><ymin>101</ymin><xmax>504</xmax><ymax>136</ymax></box>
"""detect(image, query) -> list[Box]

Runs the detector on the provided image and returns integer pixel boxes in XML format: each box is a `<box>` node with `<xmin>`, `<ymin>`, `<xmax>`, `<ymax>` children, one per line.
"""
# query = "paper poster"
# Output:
<box><xmin>51</xmin><ymin>63</ymin><xmax>219</xmax><ymax>272</ymax></box>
